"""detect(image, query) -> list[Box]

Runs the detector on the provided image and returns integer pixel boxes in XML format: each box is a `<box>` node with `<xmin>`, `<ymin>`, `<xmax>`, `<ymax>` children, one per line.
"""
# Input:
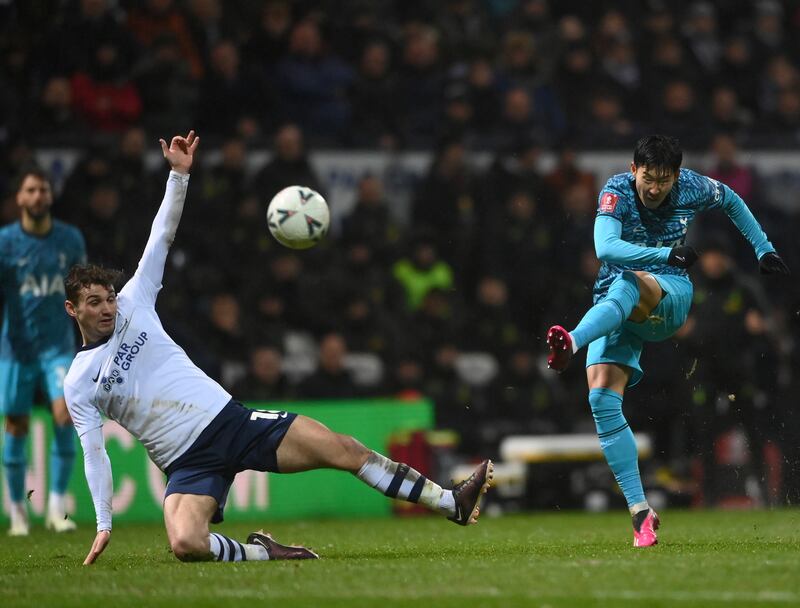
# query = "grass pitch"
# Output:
<box><xmin>2</xmin><ymin>509</ymin><xmax>798</xmax><ymax>608</ymax></box>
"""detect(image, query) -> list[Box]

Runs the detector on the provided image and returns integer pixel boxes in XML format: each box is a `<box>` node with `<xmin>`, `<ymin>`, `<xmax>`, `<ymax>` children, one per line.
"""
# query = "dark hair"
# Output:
<box><xmin>14</xmin><ymin>166</ymin><xmax>51</xmax><ymax>195</ymax></box>
<box><xmin>65</xmin><ymin>264</ymin><xmax>123</xmax><ymax>303</ymax></box>
<box><xmin>633</xmin><ymin>135</ymin><xmax>683</xmax><ymax>174</ymax></box>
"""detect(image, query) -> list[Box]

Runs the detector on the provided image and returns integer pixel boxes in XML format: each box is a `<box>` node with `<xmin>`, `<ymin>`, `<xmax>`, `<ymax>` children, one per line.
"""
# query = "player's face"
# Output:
<box><xmin>17</xmin><ymin>175</ymin><xmax>53</xmax><ymax>220</ymax></box>
<box><xmin>631</xmin><ymin>164</ymin><xmax>678</xmax><ymax>209</ymax></box>
<box><xmin>66</xmin><ymin>284</ymin><xmax>118</xmax><ymax>344</ymax></box>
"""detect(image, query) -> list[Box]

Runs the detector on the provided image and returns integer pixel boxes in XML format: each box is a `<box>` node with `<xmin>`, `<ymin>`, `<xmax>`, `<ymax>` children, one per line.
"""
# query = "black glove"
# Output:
<box><xmin>667</xmin><ymin>246</ymin><xmax>698</xmax><ymax>269</ymax></box>
<box><xmin>759</xmin><ymin>252</ymin><xmax>790</xmax><ymax>275</ymax></box>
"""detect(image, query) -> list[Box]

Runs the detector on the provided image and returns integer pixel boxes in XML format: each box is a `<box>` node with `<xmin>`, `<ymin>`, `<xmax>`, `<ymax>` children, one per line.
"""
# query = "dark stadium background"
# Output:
<box><xmin>2</xmin><ymin>0</ymin><xmax>800</xmax><ymax>511</ymax></box>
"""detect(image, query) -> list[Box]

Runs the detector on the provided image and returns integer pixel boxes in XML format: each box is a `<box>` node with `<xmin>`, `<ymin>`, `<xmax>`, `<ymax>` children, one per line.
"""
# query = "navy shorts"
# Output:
<box><xmin>164</xmin><ymin>400</ymin><xmax>297</xmax><ymax>523</ymax></box>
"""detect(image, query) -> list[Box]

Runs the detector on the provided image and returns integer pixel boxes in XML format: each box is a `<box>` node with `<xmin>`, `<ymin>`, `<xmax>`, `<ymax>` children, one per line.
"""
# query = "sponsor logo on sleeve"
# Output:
<box><xmin>599</xmin><ymin>192</ymin><xmax>619</xmax><ymax>213</ymax></box>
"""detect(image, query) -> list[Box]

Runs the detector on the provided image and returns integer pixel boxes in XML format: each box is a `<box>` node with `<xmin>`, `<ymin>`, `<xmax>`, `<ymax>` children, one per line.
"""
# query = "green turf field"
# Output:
<box><xmin>2</xmin><ymin>509</ymin><xmax>798</xmax><ymax>608</ymax></box>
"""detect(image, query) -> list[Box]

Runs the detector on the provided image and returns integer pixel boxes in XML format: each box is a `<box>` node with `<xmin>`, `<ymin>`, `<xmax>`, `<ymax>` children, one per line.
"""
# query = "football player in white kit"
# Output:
<box><xmin>63</xmin><ymin>131</ymin><xmax>493</xmax><ymax>565</ymax></box>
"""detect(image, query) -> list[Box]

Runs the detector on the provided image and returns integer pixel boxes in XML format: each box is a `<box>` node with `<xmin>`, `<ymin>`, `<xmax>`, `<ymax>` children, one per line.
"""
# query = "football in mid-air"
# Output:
<box><xmin>267</xmin><ymin>186</ymin><xmax>330</xmax><ymax>250</ymax></box>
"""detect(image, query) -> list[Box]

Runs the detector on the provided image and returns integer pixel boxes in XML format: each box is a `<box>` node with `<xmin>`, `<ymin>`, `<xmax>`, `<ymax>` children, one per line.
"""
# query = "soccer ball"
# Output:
<box><xmin>266</xmin><ymin>186</ymin><xmax>330</xmax><ymax>250</ymax></box>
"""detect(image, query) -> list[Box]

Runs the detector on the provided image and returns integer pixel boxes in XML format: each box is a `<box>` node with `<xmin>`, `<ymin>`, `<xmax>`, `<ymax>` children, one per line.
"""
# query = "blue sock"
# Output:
<box><xmin>3</xmin><ymin>432</ymin><xmax>27</xmax><ymax>502</ymax></box>
<box><xmin>589</xmin><ymin>388</ymin><xmax>645</xmax><ymax>508</ymax></box>
<box><xmin>571</xmin><ymin>271</ymin><xmax>640</xmax><ymax>350</ymax></box>
<box><xmin>50</xmin><ymin>424</ymin><xmax>77</xmax><ymax>495</ymax></box>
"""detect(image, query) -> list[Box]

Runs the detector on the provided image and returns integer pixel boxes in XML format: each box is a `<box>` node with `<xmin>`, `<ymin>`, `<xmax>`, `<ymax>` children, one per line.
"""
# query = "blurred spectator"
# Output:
<box><xmin>197</xmin><ymin>40</ymin><xmax>274</xmax><ymax>137</ymax></box>
<box><xmin>464</xmin><ymin>57</ymin><xmax>502</xmax><ymax>138</ymax></box>
<box><xmin>406</xmin><ymin>290</ymin><xmax>464</xmax><ymax>365</ymax></box>
<box><xmin>717</xmin><ymin>35</ymin><xmax>759</xmax><ymax>112</ymax></box>
<box><xmin>598</xmin><ymin>39</ymin><xmax>641</xmax><ymax>114</ymax></box>
<box><xmin>423</xmin><ymin>342</ymin><xmax>489</xmax><ymax>452</ymax></box>
<box><xmin>755</xmin><ymin>86</ymin><xmax>800</xmax><ymax>147</ymax></box>
<box><xmin>250</xmin><ymin>123</ymin><xmax>323</xmax><ymax>200</ymax></box>
<box><xmin>385</xmin><ymin>354</ymin><xmax>426</xmax><ymax>399</ymax></box>
<box><xmin>70</xmin><ymin>39</ymin><xmax>143</xmax><ymax>132</ymax></box>
<box><xmin>543</xmin><ymin>142</ymin><xmax>596</xmax><ymax>197</ymax></box>
<box><xmin>654</xmin><ymin>79</ymin><xmax>709</xmax><ymax>149</ymax></box>
<box><xmin>578</xmin><ymin>88</ymin><xmax>637</xmax><ymax>148</ymax></box>
<box><xmin>643</xmin><ymin>35</ymin><xmax>702</xmax><ymax>103</ymax></box>
<box><xmin>47</xmin><ymin>0</ymin><xmax>140</xmax><ymax>77</ymax></box>
<box><xmin>681</xmin><ymin>237</ymin><xmax>778</xmax><ymax>505</ymax></box>
<box><xmin>751</xmin><ymin>0</ymin><xmax>786</xmax><ymax>64</ymax></box>
<box><xmin>126</xmin><ymin>0</ymin><xmax>205</xmax><ymax>80</ymax></box>
<box><xmin>349</xmin><ymin>41</ymin><xmax>400</xmax><ymax>148</ymax></box>
<box><xmin>554</xmin><ymin>42</ymin><xmax>596</xmax><ymax>127</ymax></box>
<box><xmin>490</xmin><ymin>345</ymin><xmax>569</xmax><ymax>436</ymax></box>
<box><xmin>231</xmin><ymin>345</ymin><xmax>296</xmax><ymax>402</ymax></box>
<box><xmin>203</xmin><ymin>291</ymin><xmax>248</xmax><ymax>387</ymax></box>
<box><xmin>461</xmin><ymin>275</ymin><xmax>521</xmax><ymax>358</ymax></box>
<box><xmin>185</xmin><ymin>0</ymin><xmax>244</xmax><ymax>67</ymax></box>
<box><xmin>241</xmin><ymin>0</ymin><xmax>293</xmax><ymax>72</ymax></box>
<box><xmin>396</xmin><ymin>23</ymin><xmax>445</xmax><ymax>147</ymax></box>
<box><xmin>680</xmin><ymin>1</ymin><xmax>721</xmax><ymax>75</ymax></box>
<box><xmin>411</xmin><ymin>138</ymin><xmax>479</xmax><ymax>273</ymax></box>
<box><xmin>392</xmin><ymin>235</ymin><xmax>454</xmax><ymax>312</ymax></box>
<box><xmin>483</xmin><ymin>189</ymin><xmax>553</xmax><ymax>331</ymax></box>
<box><xmin>275</xmin><ymin>19</ymin><xmax>354</xmax><ymax>141</ymax></box>
<box><xmin>491</xmin><ymin>86</ymin><xmax>563</xmax><ymax>149</ymax></box>
<box><xmin>77</xmin><ymin>182</ymin><xmax>133</xmax><ymax>269</ymax></box>
<box><xmin>338</xmin><ymin>289</ymin><xmax>402</xmax><ymax>364</ymax></box>
<box><xmin>708</xmin><ymin>85</ymin><xmax>753</xmax><ymax>139</ymax></box>
<box><xmin>757</xmin><ymin>54</ymin><xmax>798</xmax><ymax>116</ymax></box>
<box><xmin>340</xmin><ymin>174</ymin><xmax>400</xmax><ymax>262</ymax></box>
<box><xmin>132</xmin><ymin>32</ymin><xmax>198</xmax><ymax>135</ymax></box>
<box><xmin>28</xmin><ymin>76</ymin><xmax>89</xmax><ymax>144</ymax></box>
<box><xmin>58</xmin><ymin>143</ymin><xmax>114</xmax><ymax>224</ymax></box>
<box><xmin>299</xmin><ymin>332</ymin><xmax>359</xmax><ymax>399</ymax></box>
<box><xmin>706</xmin><ymin>133</ymin><xmax>758</xmax><ymax>207</ymax></box>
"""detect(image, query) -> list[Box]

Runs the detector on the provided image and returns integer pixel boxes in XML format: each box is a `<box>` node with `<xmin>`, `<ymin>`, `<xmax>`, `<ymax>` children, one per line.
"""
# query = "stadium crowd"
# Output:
<box><xmin>1</xmin><ymin>0</ymin><xmax>800</xmax><ymax>505</ymax></box>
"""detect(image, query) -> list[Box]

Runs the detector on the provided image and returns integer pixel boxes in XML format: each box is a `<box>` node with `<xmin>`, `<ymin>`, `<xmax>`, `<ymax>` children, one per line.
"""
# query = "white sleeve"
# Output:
<box><xmin>64</xmin><ymin>382</ymin><xmax>113</xmax><ymax>532</ymax></box>
<box><xmin>79</xmin><ymin>427</ymin><xmax>114</xmax><ymax>532</ymax></box>
<box><xmin>120</xmin><ymin>170</ymin><xmax>190</xmax><ymax>307</ymax></box>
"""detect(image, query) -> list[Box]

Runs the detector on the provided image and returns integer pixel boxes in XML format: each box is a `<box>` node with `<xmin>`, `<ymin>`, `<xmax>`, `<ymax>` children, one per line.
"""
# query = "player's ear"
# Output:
<box><xmin>65</xmin><ymin>299</ymin><xmax>77</xmax><ymax>319</ymax></box>
<box><xmin>630</xmin><ymin>162</ymin><xmax>637</xmax><ymax>175</ymax></box>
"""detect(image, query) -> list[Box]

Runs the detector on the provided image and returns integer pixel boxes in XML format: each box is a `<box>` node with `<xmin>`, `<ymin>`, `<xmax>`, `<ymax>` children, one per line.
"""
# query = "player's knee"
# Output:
<box><xmin>335</xmin><ymin>433</ymin><xmax>370</xmax><ymax>470</ymax></box>
<box><xmin>170</xmin><ymin>533</ymin><xmax>209</xmax><ymax>562</ymax></box>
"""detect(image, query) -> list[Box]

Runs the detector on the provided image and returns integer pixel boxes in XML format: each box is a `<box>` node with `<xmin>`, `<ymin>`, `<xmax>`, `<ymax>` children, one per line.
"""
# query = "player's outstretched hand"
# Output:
<box><xmin>667</xmin><ymin>245</ymin><xmax>698</xmax><ymax>269</ymax></box>
<box><xmin>759</xmin><ymin>252</ymin><xmax>790</xmax><ymax>275</ymax></box>
<box><xmin>159</xmin><ymin>130</ymin><xmax>199</xmax><ymax>175</ymax></box>
<box><xmin>83</xmin><ymin>530</ymin><xmax>111</xmax><ymax>565</ymax></box>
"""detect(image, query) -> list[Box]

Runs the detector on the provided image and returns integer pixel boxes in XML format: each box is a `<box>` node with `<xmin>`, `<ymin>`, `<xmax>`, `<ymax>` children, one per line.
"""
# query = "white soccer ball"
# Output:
<box><xmin>266</xmin><ymin>186</ymin><xmax>330</xmax><ymax>250</ymax></box>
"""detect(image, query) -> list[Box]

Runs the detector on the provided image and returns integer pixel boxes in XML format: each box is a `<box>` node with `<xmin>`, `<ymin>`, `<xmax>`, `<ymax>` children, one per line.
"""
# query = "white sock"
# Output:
<box><xmin>629</xmin><ymin>501</ymin><xmax>650</xmax><ymax>516</ymax></box>
<box><xmin>356</xmin><ymin>451</ymin><xmax>454</xmax><ymax>516</ymax></box>
<box><xmin>10</xmin><ymin>501</ymin><xmax>27</xmax><ymax>527</ymax></box>
<box><xmin>570</xmin><ymin>332</ymin><xmax>578</xmax><ymax>353</ymax></box>
<box><xmin>48</xmin><ymin>491</ymin><xmax>66</xmax><ymax>516</ymax></box>
<box><xmin>208</xmin><ymin>533</ymin><xmax>268</xmax><ymax>561</ymax></box>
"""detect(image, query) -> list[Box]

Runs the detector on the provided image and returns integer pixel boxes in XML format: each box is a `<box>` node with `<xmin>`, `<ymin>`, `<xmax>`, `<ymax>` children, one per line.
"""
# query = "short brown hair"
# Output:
<box><xmin>65</xmin><ymin>264</ymin><xmax>124</xmax><ymax>303</ymax></box>
<box><xmin>14</xmin><ymin>166</ymin><xmax>51</xmax><ymax>195</ymax></box>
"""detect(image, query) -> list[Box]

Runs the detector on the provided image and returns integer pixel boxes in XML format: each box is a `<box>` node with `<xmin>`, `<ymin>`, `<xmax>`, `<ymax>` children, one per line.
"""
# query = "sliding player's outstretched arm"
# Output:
<box><xmin>64</xmin><ymin>383</ymin><xmax>113</xmax><ymax>565</ymax></box>
<box><xmin>125</xmin><ymin>131</ymin><xmax>200</xmax><ymax>305</ymax></box>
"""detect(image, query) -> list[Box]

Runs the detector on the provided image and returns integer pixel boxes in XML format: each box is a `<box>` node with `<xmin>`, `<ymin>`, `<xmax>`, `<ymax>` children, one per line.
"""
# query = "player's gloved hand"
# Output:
<box><xmin>759</xmin><ymin>252</ymin><xmax>790</xmax><ymax>275</ymax></box>
<box><xmin>667</xmin><ymin>246</ymin><xmax>698</xmax><ymax>269</ymax></box>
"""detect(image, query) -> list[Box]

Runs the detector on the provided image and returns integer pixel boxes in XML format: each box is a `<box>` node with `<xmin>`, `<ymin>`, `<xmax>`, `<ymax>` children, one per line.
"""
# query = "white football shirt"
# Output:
<box><xmin>64</xmin><ymin>171</ymin><xmax>231</xmax><ymax>530</ymax></box>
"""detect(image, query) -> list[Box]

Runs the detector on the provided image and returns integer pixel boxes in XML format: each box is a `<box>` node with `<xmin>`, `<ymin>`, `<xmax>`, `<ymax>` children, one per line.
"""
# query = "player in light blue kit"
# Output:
<box><xmin>545</xmin><ymin>135</ymin><xmax>789</xmax><ymax>547</ymax></box>
<box><xmin>0</xmin><ymin>168</ymin><xmax>87</xmax><ymax>535</ymax></box>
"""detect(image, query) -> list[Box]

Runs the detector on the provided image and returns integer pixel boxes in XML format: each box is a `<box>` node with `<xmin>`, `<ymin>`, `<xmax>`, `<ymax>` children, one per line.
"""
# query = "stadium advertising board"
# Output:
<box><xmin>0</xmin><ymin>399</ymin><xmax>433</xmax><ymax>523</ymax></box>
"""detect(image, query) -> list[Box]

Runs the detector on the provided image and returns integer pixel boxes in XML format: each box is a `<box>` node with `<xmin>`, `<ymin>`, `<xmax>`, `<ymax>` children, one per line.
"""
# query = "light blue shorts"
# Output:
<box><xmin>0</xmin><ymin>353</ymin><xmax>74</xmax><ymax>415</ymax></box>
<box><xmin>586</xmin><ymin>274</ymin><xmax>693</xmax><ymax>387</ymax></box>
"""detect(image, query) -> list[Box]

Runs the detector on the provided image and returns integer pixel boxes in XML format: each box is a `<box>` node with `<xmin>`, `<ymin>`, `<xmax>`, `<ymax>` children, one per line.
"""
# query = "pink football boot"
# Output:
<box><xmin>632</xmin><ymin>509</ymin><xmax>660</xmax><ymax>548</ymax></box>
<box><xmin>546</xmin><ymin>325</ymin><xmax>573</xmax><ymax>371</ymax></box>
